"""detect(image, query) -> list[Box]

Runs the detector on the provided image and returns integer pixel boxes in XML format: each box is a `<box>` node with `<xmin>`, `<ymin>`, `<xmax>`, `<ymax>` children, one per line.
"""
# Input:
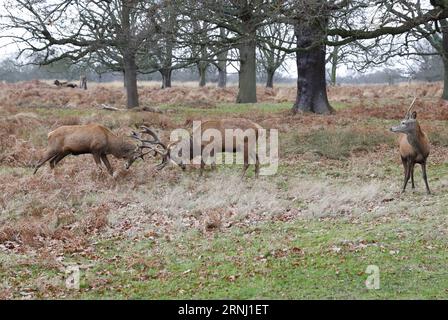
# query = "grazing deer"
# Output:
<box><xmin>54</xmin><ymin>80</ymin><xmax>77</xmax><ymax>88</ymax></box>
<box><xmin>390</xmin><ymin>98</ymin><xmax>431</xmax><ymax>194</ymax></box>
<box><xmin>34</xmin><ymin>124</ymin><xmax>142</xmax><ymax>175</ymax></box>
<box><xmin>134</xmin><ymin>119</ymin><xmax>263</xmax><ymax>177</ymax></box>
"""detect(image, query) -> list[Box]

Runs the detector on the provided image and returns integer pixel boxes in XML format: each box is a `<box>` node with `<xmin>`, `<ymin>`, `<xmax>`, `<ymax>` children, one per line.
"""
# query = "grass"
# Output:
<box><xmin>282</xmin><ymin>127</ymin><xmax>396</xmax><ymax>160</ymax></box>
<box><xmin>1</xmin><ymin>82</ymin><xmax>448</xmax><ymax>299</ymax></box>
<box><xmin>4</xmin><ymin>210</ymin><xmax>448</xmax><ymax>299</ymax></box>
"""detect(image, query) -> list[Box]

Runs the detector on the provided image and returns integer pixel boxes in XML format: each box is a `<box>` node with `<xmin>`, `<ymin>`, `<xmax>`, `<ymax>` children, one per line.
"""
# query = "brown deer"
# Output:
<box><xmin>134</xmin><ymin>119</ymin><xmax>263</xmax><ymax>177</ymax></box>
<box><xmin>390</xmin><ymin>98</ymin><xmax>431</xmax><ymax>194</ymax></box>
<box><xmin>34</xmin><ymin>124</ymin><xmax>143</xmax><ymax>175</ymax></box>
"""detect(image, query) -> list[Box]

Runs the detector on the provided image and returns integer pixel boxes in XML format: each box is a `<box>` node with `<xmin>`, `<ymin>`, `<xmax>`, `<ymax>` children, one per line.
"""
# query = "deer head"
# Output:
<box><xmin>390</xmin><ymin>97</ymin><xmax>418</xmax><ymax>135</ymax></box>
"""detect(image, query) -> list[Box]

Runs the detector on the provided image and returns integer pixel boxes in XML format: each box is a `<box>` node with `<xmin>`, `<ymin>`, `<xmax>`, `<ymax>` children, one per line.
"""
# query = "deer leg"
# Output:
<box><xmin>401</xmin><ymin>159</ymin><xmax>411</xmax><ymax>193</ymax></box>
<box><xmin>410</xmin><ymin>162</ymin><xmax>415</xmax><ymax>189</ymax></box>
<box><xmin>241</xmin><ymin>149</ymin><xmax>249</xmax><ymax>178</ymax></box>
<box><xmin>100</xmin><ymin>154</ymin><xmax>114</xmax><ymax>176</ymax></box>
<box><xmin>34</xmin><ymin>151</ymin><xmax>58</xmax><ymax>174</ymax></box>
<box><xmin>200</xmin><ymin>158</ymin><xmax>206</xmax><ymax>176</ymax></box>
<box><xmin>255</xmin><ymin>153</ymin><xmax>260</xmax><ymax>178</ymax></box>
<box><xmin>92</xmin><ymin>153</ymin><xmax>103</xmax><ymax>172</ymax></box>
<box><xmin>199</xmin><ymin>146</ymin><xmax>207</xmax><ymax>176</ymax></box>
<box><xmin>421</xmin><ymin>163</ymin><xmax>431</xmax><ymax>195</ymax></box>
<box><xmin>50</xmin><ymin>152</ymin><xmax>69</xmax><ymax>169</ymax></box>
<box><xmin>210</xmin><ymin>149</ymin><xmax>217</xmax><ymax>171</ymax></box>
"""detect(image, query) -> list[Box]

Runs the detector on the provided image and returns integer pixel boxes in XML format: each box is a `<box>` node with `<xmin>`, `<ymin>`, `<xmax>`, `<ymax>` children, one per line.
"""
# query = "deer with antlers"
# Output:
<box><xmin>132</xmin><ymin>119</ymin><xmax>263</xmax><ymax>177</ymax></box>
<box><xmin>34</xmin><ymin>124</ymin><xmax>144</xmax><ymax>175</ymax></box>
<box><xmin>390</xmin><ymin>98</ymin><xmax>431</xmax><ymax>194</ymax></box>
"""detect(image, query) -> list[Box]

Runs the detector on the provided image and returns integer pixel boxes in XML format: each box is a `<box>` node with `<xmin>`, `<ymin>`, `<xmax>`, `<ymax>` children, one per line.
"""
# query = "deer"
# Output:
<box><xmin>133</xmin><ymin>119</ymin><xmax>263</xmax><ymax>177</ymax></box>
<box><xmin>54</xmin><ymin>80</ymin><xmax>77</xmax><ymax>88</ymax></box>
<box><xmin>390</xmin><ymin>98</ymin><xmax>431</xmax><ymax>194</ymax></box>
<box><xmin>33</xmin><ymin>124</ymin><xmax>145</xmax><ymax>175</ymax></box>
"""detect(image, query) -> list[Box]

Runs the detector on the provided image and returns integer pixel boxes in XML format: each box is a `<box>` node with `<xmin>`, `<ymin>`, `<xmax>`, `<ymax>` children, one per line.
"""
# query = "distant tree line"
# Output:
<box><xmin>3</xmin><ymin>0</ymin><xmax>448</xmax><ymax>112</ymax></box>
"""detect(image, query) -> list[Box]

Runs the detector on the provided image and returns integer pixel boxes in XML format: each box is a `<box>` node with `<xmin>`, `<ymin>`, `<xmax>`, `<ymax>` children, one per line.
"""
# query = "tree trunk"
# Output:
<box><xmin>160</xmin><ymin>68</ymin><xmax>172</xmax><ymax>89</ymax></box>
<box><xmin>330</xmin><ymin>46</ymin><xmax>339</xmax><ymax>86</ymax></box>
<box><xmin>266</xmin><ymin>69</ymin><xmax>275</xmax><ymax>88</ymax></box>
<box><xmin>293</xmin><ymin>11</ymin><xmax>333</xmax><ymax>114</ymax></box>
<box><xmin>441</xmin><ymin>19</ymin><xmax>448</xmax><ymax>100</ymax></box>
<box><xmin>198</xmin><ymin>63</ymin><xmax>207</xmax><ymax>87</ymax></box>
<box><xmin>218</xmin><ymin>67</ymin><xmax>227</xmax><ymax>88</ymax></box>
<box><xmin>237</xmin><ymin>37</ymin><xmax>257</xmax><ymax>103</ymax></box>
<box><xmin>443</xmin><ymin>59</ymin><xmax>448</xmax><ymax>100</ymax></box>
<box><xmin>123</xmin><ymin>52</ymin><xmax>139</xmax><ymax>108</ymax></box>
<box><xmin>217</xmin><ymin>28</ymin><xmax>228</xmax><ymax>88</ymax></box>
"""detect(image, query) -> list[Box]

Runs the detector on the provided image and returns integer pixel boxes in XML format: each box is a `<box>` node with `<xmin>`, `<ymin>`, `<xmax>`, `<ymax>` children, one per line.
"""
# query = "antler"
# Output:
<box><xmin>140</xmin><ymin>126</ymin><xmax>166</xmax><ymax>148</ymax></box>
<box><xmin>406</xmin><ymin>97</ymin><xmax>417</xmax><ymax>116</ymax></box>
<box><xmin>129</xmin><ymin>127</ymin><xmax>168</xmax><ymax>168</ymax></box>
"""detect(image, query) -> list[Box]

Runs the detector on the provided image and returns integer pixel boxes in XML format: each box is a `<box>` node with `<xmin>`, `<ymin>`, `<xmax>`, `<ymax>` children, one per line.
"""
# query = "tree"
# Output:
<box><xmin>190</xmin><ymin>0</ymin><xmax>274</xmax><ymax>103</ymax></box>
<box><xmin>1</xmin><ymin>0</ymin><xmax>161</xmax><ymax>108</ymax></box>
<box><xmin>385</xmin><ymin>0</ymin><xmax>448</xmax><ymax>98</ymax></box>
<box><xmin>191</xmin><ymin>20</ymin><xmax>211</xmax><ymax>87</ymax></box>
<box><xmin>216</xmin><ymin>28</ymin><xmax>229</xmax><ymax>88</ymax></box>
<box><xmin>274</xmin><ymin>0</ymin><xmax>448</xmax><ymax>113</ymax></box>
<box><xmin>258</xmin><ymin>23</ymin><xmax>293</xmax><ymax>88</ymax></box>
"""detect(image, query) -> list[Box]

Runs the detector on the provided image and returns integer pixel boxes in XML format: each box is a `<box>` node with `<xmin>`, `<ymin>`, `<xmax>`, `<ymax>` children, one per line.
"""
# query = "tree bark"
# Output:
<box><xmin>443</xmin><ymin>60</ymin><xmax>448</xmax><ymax>99</ymax></box>
<box><xmin>266</xmin><ymin>69</ymin><xmax>275</xmax><ymax>88</ymax></box>
<box><xmin>293</xmin><ymin>10</ymin><xmax>334</xmax><ymax>114</ymax></box>
<box><xmin>123</xmin><ymin>52</ymin><xmax>139</xmax><ymax>108</ymax></box>
<box><xmin>217</xmin><ymin>28</ymin><xmax>228</xmax><ymax>88</ymax></box>
<box><xmin>441</xmin><ymin>19</ymin><xmax>448</xmax><ymax>100</ymax></box>
<box><xmin>217</xmin><ymin>67</ymin><xmax>227</xmax><ymax>88</ymax></box>
<box><xmin>160</xmin><ymin>68</ymin><xmax>172</xmax><ymax>89</ymax></box>
<box><xmin>330</xmin><ymin>46</ymin><xmax>339</xmax><ymax>86</ymax></box>
<box><xmin>198</xmin><ymin>63</ymin><xmax>207</xmax><ymax>87</ymax></box>
<box><xmin>236</xmin><ymin>35</ymin><xmax>257</xmax><ymax>103</ymax></box>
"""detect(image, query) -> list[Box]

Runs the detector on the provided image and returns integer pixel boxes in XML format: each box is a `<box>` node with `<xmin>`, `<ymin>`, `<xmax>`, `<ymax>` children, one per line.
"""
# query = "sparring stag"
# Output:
<box><xmin>34</xmin><ymin>124</ymin><xmax>143</xmax><ymax>175</ymax></box>
<box><xmin>134</xmin><ymin>119</ymin><xmax>263</xmax><ymax>177</ymax></box>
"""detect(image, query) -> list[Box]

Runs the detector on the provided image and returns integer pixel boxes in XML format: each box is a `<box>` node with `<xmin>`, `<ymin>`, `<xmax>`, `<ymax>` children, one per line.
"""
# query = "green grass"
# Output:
<box><xmin>4</xmin><ymin>210</ymin><xmax>447</xmax><ymax>299</ymax></box>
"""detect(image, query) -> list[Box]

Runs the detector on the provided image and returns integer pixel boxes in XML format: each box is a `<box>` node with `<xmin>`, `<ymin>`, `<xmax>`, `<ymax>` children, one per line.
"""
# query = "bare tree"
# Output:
<box><xmin>1</xmin><ymin>0</ymin><xmax>163</xmax><ymax>108</ymax></box>
<box><xmin>273</xmin><ymin>0</ymin><xmax>448</xmax><ymax>113</ymax></box>
<box><xmin>258</xmin><ymin>23</ymin><xmax>293</xmax><ymax>88</ymax></box>
<box><xmin>187</xmin><ymin>0</ymin><xmax>275</xmax><ymax>103</ymax></box>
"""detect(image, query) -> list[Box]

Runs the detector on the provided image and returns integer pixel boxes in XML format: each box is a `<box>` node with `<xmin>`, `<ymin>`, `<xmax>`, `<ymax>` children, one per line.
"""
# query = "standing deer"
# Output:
<box><xmin>34</xmin><ymin>124</ymin><xmax>143</xmax><ymax>175</ymax></box>
<box><xmin>390</xmin><ymin>98</ymin><xmax>431</xmax><ymax>194</ymax></box>
<box><xmin>134</xmin><ymin>119</ymin><xmax>263</xmax><ymax>177</ymax></box>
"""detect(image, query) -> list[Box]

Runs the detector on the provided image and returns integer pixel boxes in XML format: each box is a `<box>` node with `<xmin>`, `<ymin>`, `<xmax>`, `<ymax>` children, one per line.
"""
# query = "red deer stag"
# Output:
<box><xmin>34</xmin><ymin>124</ymin><xmax>144</xmax><ymax>175</ymax></box>
<box><xmin>134</xmin><ymin>119</ymin><xmax>263</xmax><ymax>177</ymax></box>
<box><xmin>390</xmin><ymin>98</ymin><xmax>431</xmax><ymax>194</ymax></box>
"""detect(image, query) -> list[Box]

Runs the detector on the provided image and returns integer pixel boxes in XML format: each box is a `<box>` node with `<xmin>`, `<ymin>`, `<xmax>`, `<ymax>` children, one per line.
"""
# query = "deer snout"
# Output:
<box><xmin>390</xmin><ymin>125</ymin><xmax>401</xmax><ymax>133</ymax></box>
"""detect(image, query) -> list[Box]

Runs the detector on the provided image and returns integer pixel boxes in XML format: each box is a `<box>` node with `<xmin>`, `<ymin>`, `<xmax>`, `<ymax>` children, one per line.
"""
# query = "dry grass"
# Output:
<box><xmin>2</xmin><ymin>80</ymin><xmax>446</xmax><ymax>114</ymax></box>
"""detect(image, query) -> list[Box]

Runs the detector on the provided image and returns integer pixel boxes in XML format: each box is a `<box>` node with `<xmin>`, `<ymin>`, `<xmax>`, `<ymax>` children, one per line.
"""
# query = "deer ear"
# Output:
<box><xmin>411</xmin><ymin>111</ymin><xmax>417</xmax><ymax>119</ymax></box>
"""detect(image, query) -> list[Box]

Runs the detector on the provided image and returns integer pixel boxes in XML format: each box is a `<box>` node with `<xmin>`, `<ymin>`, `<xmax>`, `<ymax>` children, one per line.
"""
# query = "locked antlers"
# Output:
<box><xmin>130</xmin><ymin>126</ymin><xmax>168</xmax><ymax>169</ymax></box>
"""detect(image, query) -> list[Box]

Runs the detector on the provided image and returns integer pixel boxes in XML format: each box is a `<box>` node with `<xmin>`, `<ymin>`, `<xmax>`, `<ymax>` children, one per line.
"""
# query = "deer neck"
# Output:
<box><xmin>407</xmin><ymin>124</ymin><xmax>426</xmax><ymax>156</ymax></box>
<box><xmin>108</xmin><ymin>136</ymin><xmax>127</xmax><ymax>158</ymax></box>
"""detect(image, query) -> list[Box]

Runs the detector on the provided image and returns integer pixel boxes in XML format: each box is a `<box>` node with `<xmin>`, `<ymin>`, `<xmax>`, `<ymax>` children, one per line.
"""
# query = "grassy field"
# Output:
<box><xmin>1</xmin><ymin>81</ymin><xmax>448</xmax><ymax>299</ymax></box>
